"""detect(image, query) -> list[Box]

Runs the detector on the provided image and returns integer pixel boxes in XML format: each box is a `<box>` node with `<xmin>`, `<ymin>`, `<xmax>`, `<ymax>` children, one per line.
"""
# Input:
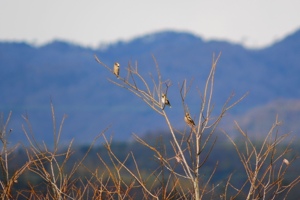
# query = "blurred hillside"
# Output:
<box><xmin>1</xmin><ymin>29</ymin><xmax>300</xmax><ymax>144</ymax></box>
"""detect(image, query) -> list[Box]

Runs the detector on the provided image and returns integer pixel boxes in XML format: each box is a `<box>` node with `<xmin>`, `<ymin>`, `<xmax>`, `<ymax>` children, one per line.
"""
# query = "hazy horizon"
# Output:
<box><xmin>1</xmin><ymin>1</ymin><xmax>300</xmax><ymax>49</ymax></box>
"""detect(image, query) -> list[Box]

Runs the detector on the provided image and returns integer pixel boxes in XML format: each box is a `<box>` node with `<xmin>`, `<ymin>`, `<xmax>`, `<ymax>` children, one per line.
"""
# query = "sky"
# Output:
<box><xmin>1</xmin><ymin>0</ymin><xmax>300</xmax><ymax>49</ymax></box>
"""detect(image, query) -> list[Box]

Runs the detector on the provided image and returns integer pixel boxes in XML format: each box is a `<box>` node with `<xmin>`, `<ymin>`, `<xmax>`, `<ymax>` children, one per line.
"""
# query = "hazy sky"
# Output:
<box><xmin>1</xmin><ymin>0</ymin><xmax>300</xmax><ymax>49</ymax></box>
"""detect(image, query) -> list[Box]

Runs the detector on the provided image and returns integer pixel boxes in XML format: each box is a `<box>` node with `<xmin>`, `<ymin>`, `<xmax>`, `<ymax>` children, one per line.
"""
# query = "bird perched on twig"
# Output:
<box><xmin>185</xmin><ymin>112</ymin><xmax>196</xmax><ymax>144</ymax></box>
<box><xmin>113</xmin><ymin>62</ymin><xmax>120</xmax><ymax>78</ymax></box>
<box><xmin>184</xmin><ymin>112</ymin><xmax>195</xmax><ymax>128</ymax></box>
<box><xmin>162</xmin><ymin>93</ymin><xmax>171</xmax><ymax>108</ymax></box>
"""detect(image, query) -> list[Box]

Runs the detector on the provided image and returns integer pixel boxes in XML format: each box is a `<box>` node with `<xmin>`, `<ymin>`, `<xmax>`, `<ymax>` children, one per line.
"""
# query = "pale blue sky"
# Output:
<box><xmin>1</xmin><ymin>0</ymin><xmax>300</xmax><ymax>49</ymax></box>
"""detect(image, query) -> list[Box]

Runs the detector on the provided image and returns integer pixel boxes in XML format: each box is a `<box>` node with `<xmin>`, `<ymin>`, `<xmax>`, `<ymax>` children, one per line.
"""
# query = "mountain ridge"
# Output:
<box><xmin>1</xmin><ymin>29</ymin><xmax>300</xmax><ymax>144</ymax></box>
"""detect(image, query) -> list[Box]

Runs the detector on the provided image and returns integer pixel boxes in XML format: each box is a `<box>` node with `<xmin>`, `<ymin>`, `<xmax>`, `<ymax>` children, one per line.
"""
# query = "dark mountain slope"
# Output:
<box><xmin>1</xmin><ymin>29</ymin><xmax>300</xmax><ymax>144</ymax></box>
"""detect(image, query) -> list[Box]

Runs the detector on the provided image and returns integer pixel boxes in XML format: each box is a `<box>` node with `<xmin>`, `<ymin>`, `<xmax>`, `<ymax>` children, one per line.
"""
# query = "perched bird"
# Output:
<box><xmin>283</xmin><ymin>158</ymin><xmax>290</xmax><ymax>165</ymax></box>
<box><xmin>162</xmin><ymin>93</ymin><xmax>171</xmax><ymax>108</ymax></box>
<box><xmin>184</xmin><ymin>112</ymin><xmax>195</xmax><ymax>128</ymax></box>
<box><xmin>113</xmin><ymin>62</ymin><xmax>120</xmax><ymax>78</ymax></box>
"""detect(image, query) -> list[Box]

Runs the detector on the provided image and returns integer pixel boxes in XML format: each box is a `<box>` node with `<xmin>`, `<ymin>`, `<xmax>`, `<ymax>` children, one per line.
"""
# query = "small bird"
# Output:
<box><xmin>184</xmin><ymin>112</ymin><xmax>195</xmax><ymax>128</ymax></box>
<box><xmin>283</xmin><ymin>158</ymin><xmax>290</xmax><ymax>165</ymax></box>
<box><xmin>162</xmin><ymin>93</ymin><xmax>171</xmax><ymax>108</ymax></box>
<box><xmin>113</xmin><ymin>62</ymin><xmax>120</xmax><ymax>78</ymax></box>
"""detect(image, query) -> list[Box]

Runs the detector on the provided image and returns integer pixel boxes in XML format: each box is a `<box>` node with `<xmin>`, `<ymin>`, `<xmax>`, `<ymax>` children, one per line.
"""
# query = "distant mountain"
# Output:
<box><xmin>234</xmin><ymin>99</ymin><xmax>300</xmax><ymax>139</ymax></box>
<box><xmin>1</xmin><ymin>29</ymin><xmax>300</xmax><ymax>145</ymax></box>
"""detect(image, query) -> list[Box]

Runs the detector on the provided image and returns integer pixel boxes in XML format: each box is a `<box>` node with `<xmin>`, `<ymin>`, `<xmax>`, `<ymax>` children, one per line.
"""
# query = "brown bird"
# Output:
<box><xmin>162</xmin><ymin>93</ymin><xmax>171</xmax><ymax>108</ymax></box>
<box><xmin>113</xmin><ymin>62</ymin><xmax>120</xmax><ymax>78</ymax></box>
<box><xmin>184</xmin><ymin>112</ymin><xmax>195</xmax><ymax>128</ymax></box>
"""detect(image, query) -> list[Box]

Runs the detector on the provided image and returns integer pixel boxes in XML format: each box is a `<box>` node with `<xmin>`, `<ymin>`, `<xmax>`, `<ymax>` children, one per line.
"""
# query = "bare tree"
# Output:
<box><xmin>223</xmin><ymin>116</ymin><xmax>300</xmax><ymax>200</ymax></box>
<box><xmin>94</xmin><ymin>53</ymin><xmax>246</xmax><ymax>199</ymax></box>
<box><xmin>0</xmin><ymin>112</ymin><xmax>32</xmax><ymax>200</ymax></box>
